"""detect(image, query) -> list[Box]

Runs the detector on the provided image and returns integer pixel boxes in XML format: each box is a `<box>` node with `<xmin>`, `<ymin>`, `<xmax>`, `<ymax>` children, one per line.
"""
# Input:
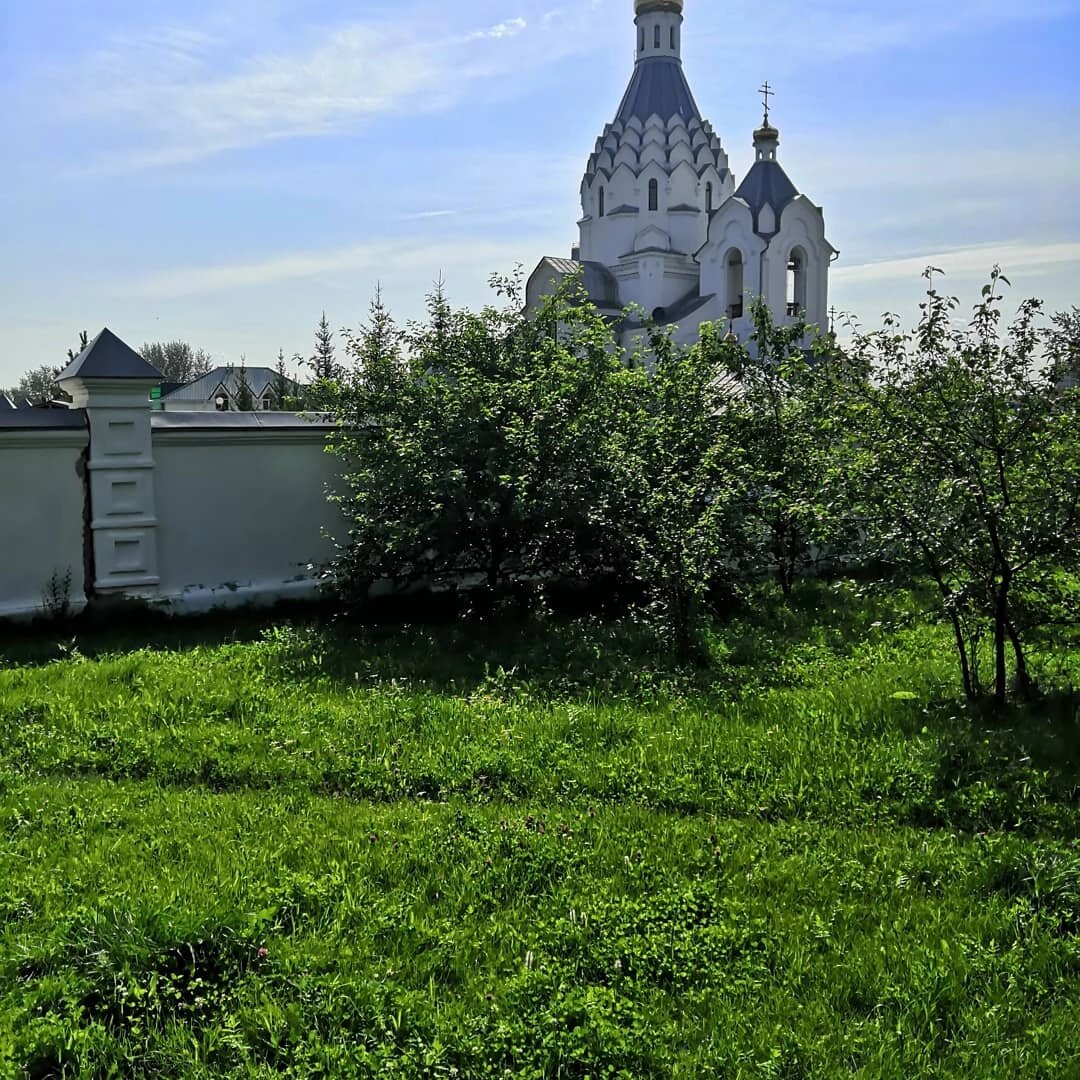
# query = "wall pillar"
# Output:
<box><xmin>57</xmin><ymin>329</ymin><xmax>163</xmax><ymax>602</ymax></box>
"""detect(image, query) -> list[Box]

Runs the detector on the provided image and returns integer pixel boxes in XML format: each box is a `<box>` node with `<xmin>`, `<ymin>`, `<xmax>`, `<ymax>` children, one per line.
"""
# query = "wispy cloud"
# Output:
<box><xmin>59</xmin><ymin>12</ymin><xmax>538</xmax><ymax>169</ymax></box>
<box><xmin>400</xmin><ymin>209</ymin><xmax>459</xmax><ymax>220</ymax></box>
<box><xmin>130</xmin><ymin>237</ymin><xmax>540</xmax><ymax>300</ymax></box>
<box><xmin>834</xmin><ymin>241</ymin><xmax>1080</xmax><ymax>285</ymax></box>
<box><xmin>467</xmin><ymin>17</ymin><xmax>528</xmax><ymax>41</ymax></box>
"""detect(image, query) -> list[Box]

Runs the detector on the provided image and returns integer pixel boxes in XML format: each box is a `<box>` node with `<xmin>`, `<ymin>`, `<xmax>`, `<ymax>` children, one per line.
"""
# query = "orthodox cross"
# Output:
<box><xmin>759</xmin><ymin>80</ymin><xmax>774</xmax><ymax>124</ymax></box>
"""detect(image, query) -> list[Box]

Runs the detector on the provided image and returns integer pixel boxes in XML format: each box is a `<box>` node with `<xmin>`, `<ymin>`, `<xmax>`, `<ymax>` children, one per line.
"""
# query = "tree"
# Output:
<box><xmin>67</xmin><ymin>331</ymin><xmax>89</xmax><ymax>363</ymax></box>
<box><xmin>310</xmin><ymin>312</ymin><xmax>338</xmax><ymax>382</ymax></box>
<box><xmin>7</xmin><ymin>328</ymin><xmax>86</xmax><ymax>403</ymax></box>
<box><xmin>140</xmin><ymin>341</ymin><xmax>213</xmax><ymax>384</ymax></box>
<box><xmin>328</xmin><ymin>273</ymin><xmax>636</xmax><ymax>610</ymax></box>
<box><xmin>842</xmin><ymin>268</ymin><xmax>1080</xmax><ymax>704</ymax></box>
<box><xmin>1049</xmin><ymin>307</ymin><xmax>1080</xmax><ymax>388</ymax></box>
<box><xmin>615</xmin><ymin>320</ymin><xmax>744</xmax><ymax>656</ymax></box>
<box><xmin>232</xmin><ymin>357</ymin><xmax>255</xmax><ymax>412</ymax></box>
<box><xmin>717</xmin><ymin>301</ymin><xmax>857</xmax><ymax>595</ymax></box>
<box><xmin>9</xmin><ymin>364</ymin><xmax>63</xmax><ymax>406</ymax></box>
<box><xmin>271</xmin><ymin>349</ymin><xmax>295</xmax><ymax>410</ymax></box>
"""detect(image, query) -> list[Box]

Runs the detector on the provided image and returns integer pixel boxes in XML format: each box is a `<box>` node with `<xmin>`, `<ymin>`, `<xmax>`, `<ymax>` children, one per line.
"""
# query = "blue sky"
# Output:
<box><xmin>2</xmin><ymin>0</ymin><xmax>1079</xmax><ymax>383</ymax></box>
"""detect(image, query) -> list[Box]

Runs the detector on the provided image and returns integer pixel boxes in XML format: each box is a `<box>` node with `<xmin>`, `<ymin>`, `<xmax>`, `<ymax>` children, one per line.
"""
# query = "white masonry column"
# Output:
<box><xmin>57</xmin><ymin>329</ymin><xmax>163</xmax><ymax>602</ymax></box>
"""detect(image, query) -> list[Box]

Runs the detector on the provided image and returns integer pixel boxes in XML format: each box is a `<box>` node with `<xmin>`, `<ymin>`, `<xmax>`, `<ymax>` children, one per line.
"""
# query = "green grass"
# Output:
<box><xmin>1</xmin><ymin>584</ymin><xmax>1078</xmax><ymax>1077</ymax></box>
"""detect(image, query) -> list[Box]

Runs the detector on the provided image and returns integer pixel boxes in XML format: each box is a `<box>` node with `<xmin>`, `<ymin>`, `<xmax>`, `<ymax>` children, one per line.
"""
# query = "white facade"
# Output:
<box><xmin>529</xmin><ymin>0</ymin><xmax>837</xmax><ymax>345</ymax></box>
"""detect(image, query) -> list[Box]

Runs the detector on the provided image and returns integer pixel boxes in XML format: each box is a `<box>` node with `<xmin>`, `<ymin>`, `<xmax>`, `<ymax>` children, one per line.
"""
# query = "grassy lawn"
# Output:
<box><xmin>1</xmin><ymin>584</ymin><xmax>1078</xmax><ymax>1077</ymax></box>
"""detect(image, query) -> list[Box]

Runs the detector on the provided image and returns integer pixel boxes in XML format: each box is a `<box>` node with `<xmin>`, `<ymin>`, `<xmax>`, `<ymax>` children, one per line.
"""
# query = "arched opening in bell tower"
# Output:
<box><xmin>725</xmin><ymin>249</ymin><xmax>744</xmax><ymax>319</ymax></box>
<box><xmin>787</xmin><ymin>247</ymin><xmax>807</xmax><ymax>316</ymax></box>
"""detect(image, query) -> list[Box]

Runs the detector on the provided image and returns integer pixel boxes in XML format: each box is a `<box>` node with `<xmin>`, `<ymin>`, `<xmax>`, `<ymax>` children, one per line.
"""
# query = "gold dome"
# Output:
<box><xmin>635</xmin><ymin>0</ymin><xmax>684</xmax><ymax>14</ymax></box>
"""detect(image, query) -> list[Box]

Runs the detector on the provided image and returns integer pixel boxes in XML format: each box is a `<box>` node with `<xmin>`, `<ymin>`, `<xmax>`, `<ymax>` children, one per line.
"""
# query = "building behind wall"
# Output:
<box><xmin>527</xmin><ymin>0</ymin><xmax>837</xmax><ymax>346</ymax></box>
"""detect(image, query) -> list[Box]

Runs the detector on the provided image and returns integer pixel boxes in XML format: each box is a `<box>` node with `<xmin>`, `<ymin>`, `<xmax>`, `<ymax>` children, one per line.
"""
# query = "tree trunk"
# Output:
<box><xmin>948</xmin><ymin>610</ymin><xmax>976</xmax><ymax>701</ymax></box>
<box><xmin>993</xmin><ymin>575</ymin><xmax>1011</xmax><ymax>707</ymax></box>
<box><xmin>1006</xmin><ymin>619</ymin><xmax>1033</xmax><ymax>698</ymax></box>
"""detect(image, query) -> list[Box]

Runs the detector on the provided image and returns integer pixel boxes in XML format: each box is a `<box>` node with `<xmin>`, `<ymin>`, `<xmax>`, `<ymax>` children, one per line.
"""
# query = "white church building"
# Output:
<box><xmin>527</xmin><ymin>0</ymin><xmax>837</xmax><ymax>345</ymax></box>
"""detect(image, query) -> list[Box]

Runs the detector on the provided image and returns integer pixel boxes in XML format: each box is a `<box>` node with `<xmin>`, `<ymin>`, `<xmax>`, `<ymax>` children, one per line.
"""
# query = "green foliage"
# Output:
<box><xmin>329</xmin><ymin>273</ymin><xmax>636</xmax><ymax>606</ymax></box>
<box><xmin>231</xmin><ymin>358</ymin><xmax>255</xmax><ymax>413</ymax></box>
<box><xmin>140</xmin><ymin>341</ymin><xmax>213</xmax><ymax>384</ymax></box>
<box><xmin>615</xmin><ymin>321</ymin><xmax>743</xmax><ymax>655</ymax></box>
<box><xmin>841</xmin><ymin>268</ymin><xmax>1080</xmax><ymax>704</ymax></box>
<box><xmin>719</xmin><ymin>301</ymin><xmax>858</xmax><ymax>594</ymax></box>
<box><xmin>0</xmin><ymin>590</ymin><xmax>1078</xmax><ymax>1076</ymax></box>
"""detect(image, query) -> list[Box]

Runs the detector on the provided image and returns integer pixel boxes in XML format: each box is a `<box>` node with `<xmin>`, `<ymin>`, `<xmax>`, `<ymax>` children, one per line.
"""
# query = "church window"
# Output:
<box><xmin>705</xmin><ymin>182</ymin><xmax>713</xmax><ymax>214</ymax></box>
<box><xmin>654</xmin><ymin>25</ymin><xmax>661</xmax><ymax>48</ymax></box>
<box><xmin>598</xmin><ymin>186</ymin><xmax>605</xmax><ymax>217</ymax></box>
<box><xmin>671</xmin><ymin>26</ymin><xmax>676</xmax><ymax>49</ymax></box>
<box><xmin>726</xmin><ymin>250</ymin><xmax>744</xmax><ymax>320</ymax></box>
<box><xmin>787</xmin><ymin>247</ymin><xmax>808</xmax><ymax>317</ymax></box>
<box><xmin>640</xmin><ymin>28</ymin><xmax>645</xmax><ymax>51</ymax></box>
<box><xmin>649</xmin><ymin>178</ymin><xmax>659</xmax><ymax>211</ymax></box>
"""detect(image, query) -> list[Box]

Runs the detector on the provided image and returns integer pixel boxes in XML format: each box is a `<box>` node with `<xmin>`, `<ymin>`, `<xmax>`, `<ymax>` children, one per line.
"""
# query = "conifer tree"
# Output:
<box><xmin>310</xmin><ymin>312</ymin><xmax>338</xmax><ymax>383</ymax></box>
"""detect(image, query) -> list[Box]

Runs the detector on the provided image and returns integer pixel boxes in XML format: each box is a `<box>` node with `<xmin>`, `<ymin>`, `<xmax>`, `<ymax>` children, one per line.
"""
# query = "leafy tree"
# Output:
<box><xmin>7</xmin><ymin>328</ymin><xmax>86</xmax><ymax>403</ymax></box>
<box><xmin>328</xmin><ymin>273</ymin><xmax>635</xmax><ymax>609</ymax></box>
<box><xmin>842</xmin><ymin>268</ymin><xmax>1080</xmax><ymax>704</ymax></box>
<box><xmin>1049</xmin><ymin>307</ymin><xmax>1080</xmax><ymax>388</ymax></box>
<box><xmin>140</xmin><ymin>341</ymin><xmax>212</xmax><ymax>384</ymax></box>
<box><xmin>717</xmin><ymin>301</ymin><xmax>857</xmax><ymax>595</ymax></box>
<box><xmin>9</xmin><ymin>364</ymin><xmax>63</xmax><ymax>406</ymax></box>
<box><xmin>616</xmin><ymin>321</ymin><xmax>744</xmax><ymax>656</ymax></box>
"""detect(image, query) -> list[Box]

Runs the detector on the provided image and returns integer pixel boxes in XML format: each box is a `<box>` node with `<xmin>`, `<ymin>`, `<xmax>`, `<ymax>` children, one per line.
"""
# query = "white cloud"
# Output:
<box><xmin>130</xmin><ymin>238</ymin><xmax>541</xmax><ymax>300</ymax></box>
<box><xmin>59</xmin><ymin>11</ymin><xmax>540</xmax><ymax>169</ymax></box>
<box><xmin>467</xmin><ymin>18</ymin><xmax>528</xmax><ymax>41</ymax></box>
<box><xmin>834</xmin><ymin>241</ymin><xmax>1080</xmax><ymax>285</ymax></box>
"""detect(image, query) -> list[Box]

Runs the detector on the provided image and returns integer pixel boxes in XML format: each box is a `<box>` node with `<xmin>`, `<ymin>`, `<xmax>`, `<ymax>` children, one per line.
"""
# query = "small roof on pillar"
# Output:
<box><xmin>57</xmin><ymin>328</ymin><xmax>163</xmax><ymax>382</ymax></box>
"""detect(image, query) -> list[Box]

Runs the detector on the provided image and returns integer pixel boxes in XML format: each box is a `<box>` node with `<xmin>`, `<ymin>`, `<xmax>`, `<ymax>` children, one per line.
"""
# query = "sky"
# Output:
<box><xmin>2</xmin><ymin>0</ymin><xmax>1079</xmax><ymax>385</ymax></box>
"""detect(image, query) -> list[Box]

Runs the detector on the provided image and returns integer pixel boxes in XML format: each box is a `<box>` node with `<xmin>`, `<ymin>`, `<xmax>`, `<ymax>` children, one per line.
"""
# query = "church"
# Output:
<box><xmin>527</xmin><ymin>0</ymin><xmax>837</xmax><ymax>345</ymax></box>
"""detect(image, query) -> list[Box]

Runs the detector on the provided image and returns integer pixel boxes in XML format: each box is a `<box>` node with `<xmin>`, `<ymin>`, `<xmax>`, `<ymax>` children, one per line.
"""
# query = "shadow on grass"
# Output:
<box><xmin>900</xmin><ymin>689</ymin><xmax>1080</xmax><ymax>836</ymax></box>
<box><xmin>0</xmin><ymin>579</ymin><xmax>929</xmax><ymax>702</ymax></box>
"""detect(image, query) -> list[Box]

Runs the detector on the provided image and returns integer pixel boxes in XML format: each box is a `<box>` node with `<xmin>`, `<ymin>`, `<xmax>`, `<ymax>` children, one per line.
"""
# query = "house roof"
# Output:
<box><xmin>615</xmin><ymin>56</ymin><xmax>702</xmax><ymax>126</ymax></box>
<box><xmin>0</xmin><ymin>394</ymin><xmax>15</xmax><ymax>412</ymax></box>
<box><xmin>57</xmin><ymin>328</ymin><xmax>163</xmax><ymax>381</ymax></box>
<box><xmin>160</xmin><ymin>366</ymin><xmax>298</xmax><ymax>402</ymax></box>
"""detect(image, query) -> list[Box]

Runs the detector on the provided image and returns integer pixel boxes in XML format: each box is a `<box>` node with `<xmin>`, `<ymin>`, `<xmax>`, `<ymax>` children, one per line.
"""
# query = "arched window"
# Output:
<box><xmin>598</xmin><ymin>186</ymin><xmax>605</xmax><ymax>218</ymax></box>
<box><xmin>654</xmin><ymin>25</ymin><xmax>661</xmax><ymax>48</ymax></box>
<box><xmin>649</xmin><ymin>178</ymin><xmax>659</xmax><ymax>211</ymax></box>
<box><xmin>726</xmin><ymin>250</ymin><xmax>744</xmax><ymax>320</ymax></box>
<box><xmin>670</xmin><ymin>26</ymin><xmax>676</xmax><ymax>49</ymax></box>
<box><xmin>705</xmin><ymin>182</ymin><xmax>713</xmax><ymax>214</ymax></box>
<box><xmin>787</xmin><ymin>247</ymin><xmax>808</xmax><ymax>317</ymax></box>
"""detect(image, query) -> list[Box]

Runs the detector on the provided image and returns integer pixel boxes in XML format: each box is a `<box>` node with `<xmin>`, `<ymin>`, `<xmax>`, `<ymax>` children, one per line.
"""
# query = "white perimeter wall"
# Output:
<box><xmin>152</xmin><ymin>422</ymin><xmax>343</xmax><ymax>614</ymax></box>
<box><xmin>0</xmin><ymin>428</ymin><xmax>89</xmax><ymax>620</ymax></box>
<box><xmin>0</xmin><ymin>414</ymin><xmax>346</xmax><ymax>622</ymax></box>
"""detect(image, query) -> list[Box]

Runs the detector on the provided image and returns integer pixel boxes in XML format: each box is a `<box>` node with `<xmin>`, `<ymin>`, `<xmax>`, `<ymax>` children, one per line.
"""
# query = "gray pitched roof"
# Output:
<box><xmin>536</xmin><ymin>258</ymin><xmax>621</xmax><ymax>309</ymax></box>
<box><xmin>733</xmin><ymin>160</ymin><xmax>799</xmax><ymax>235</ymax></box>
<box><xmin>616</xmin><ymin>56</ymin><xmax>702</xmax><ymax>125</ymax></box>
<box><xmin>57</xmin><ymin>328</ymin><xmax>163</xmax><ymax>381</ymax></box>
<box><xmin>160</xmin><ymin>366</ymin><xmax>297</xmax><ymax>402</ymax></box>
<box><xmin>0</xmin><ymin>394</ymin><xmax>15</xmax><ymax>412</ymax></box>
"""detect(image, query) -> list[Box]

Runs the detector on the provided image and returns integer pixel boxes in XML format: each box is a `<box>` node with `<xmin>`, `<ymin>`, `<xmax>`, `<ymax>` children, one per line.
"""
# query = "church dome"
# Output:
<box><xmin>635</xmin><ymin>1</ymin><xmax>684</xmax><ymax>13</ymax></box>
